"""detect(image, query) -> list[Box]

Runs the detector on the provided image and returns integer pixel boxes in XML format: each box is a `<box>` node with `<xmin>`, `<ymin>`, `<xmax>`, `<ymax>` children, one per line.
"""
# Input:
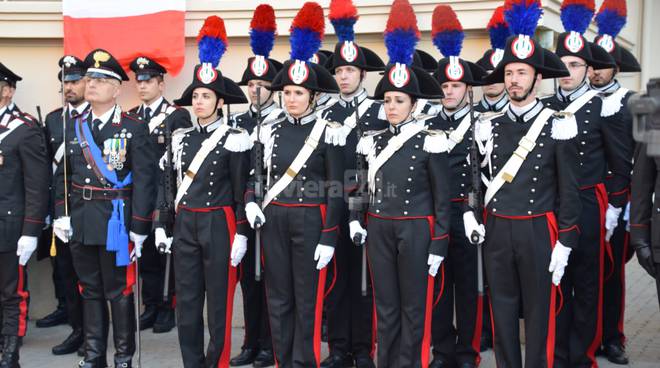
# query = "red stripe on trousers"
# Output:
<box><xmin>17</xmin><ymin>265</ymin><xmax>28</xmax><ymax>337</ymax></box>
<box><xmin>421</xmin><ymin>275</ymin><xmax>435</xmax><ymax>367</ymax></box>
<box><xmin>123</xmin><ymin>242</ymin><xmax>136</xmax><ymax>296</ymax></box>
<box><xmin>546</xmin><ymin>212</ymin><xmax>559</xmax><ymax>368</ymax></box>
<box><xmin>312</xmin><ymin>204</ymin><xmax>329</xmax><ymax>367</ymax></box>
<box><xmin>619</xmin><ymin>231</ymin><xmax>629</xmax><ymax>345</ymax></box>
<box><xmin>218</xmin><ymin>207</ymin><xmax>238</xmax><ymax>367</ymax></box>
<box><xmin>585</xmin><ymin>184</ymin><xmax>607</xmax><ymax>367</ymax></box>
<box><xmin>366</xmin><ymin>234</ymin><xmax>378</xmax><ymax>360</ymax></box>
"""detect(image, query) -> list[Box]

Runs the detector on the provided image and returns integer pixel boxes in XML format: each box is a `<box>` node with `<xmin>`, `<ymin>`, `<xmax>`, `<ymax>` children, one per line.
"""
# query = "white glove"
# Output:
<box><xmin>314</xmin><ymin>244</ymin><xmax>335</xmax><ymax>270</ymax></box>
<box><xmin>16</xmin><ymin>236</ymin><xmax>38</xmax><ymax>266</ymax></box>
<box><xmin>427</xmin><ymin>254</ymin><xmax>444</xmax><ymax>277</ymax></box>
<box><xmin>349</xmin><ymin>221</ymin><xmax>367</xmax><ymax>245</ymax></box>
<box><xmin>53</xmin><ymin>216</ymin><xmax>73</xmax><ymax>243</ymax></box>
<box><xmin>548</xmin><ymin>241</ymin><xmax>572</xmax><ymax>286</ymax></box>
<box><xmin>129</xmin><ymin>232</ymin><xmax>148</xmax><ymax>260</ymax></box>
<box><xmin>463</xmin><ymin>211</ymin><xmax>486</xmax><ymax>245</ymax></box>
<box><xmin>246</xmin><ymin>202</ymin><xmax>266</xmax><ymax>229</ymax></box>
<box><xmin>230</xmin><ymin>234</ymin><xmax>248</xmax><ymax>267</ymax></box>
<box><xmin>154</xmin><ymin>228</ymin><xmax>173</xmax><ymax>254</ymax></box>
<box><xmin>605</xmin><ymin>204</ymin><xmax>623</xmax><ymax>241</ymax></box>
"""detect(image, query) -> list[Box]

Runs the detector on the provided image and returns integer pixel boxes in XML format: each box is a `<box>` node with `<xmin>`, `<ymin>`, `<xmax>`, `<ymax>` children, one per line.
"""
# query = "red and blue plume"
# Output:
<box><xmin>250</xmin><ymin>4</ymin><xmax>277</xmax><ymax>58</ymax></box>
<box><xmin>329</xmin><ymin>0</ymin><xmax>359</xmax><ymax>43</ymax></box>
<box><xmin>560</xmin><ymin>0</ymin><xmax>595</xmax><ymax>34</ymax></box>
<box><xmin>289</xmin><ymin>2</ymin><xmax>325</xmax><ymax>62</ymax></box>
<box><xmin>504</xmin><ymin>0</ymin><xmax>543</xmax><ymax>37</ymax></box>
<box><xmin>488</xmin><ymin>6</ymin><xmax>511</xmax><ymax>50</ymax></box>
<box><xmin>196</xmin><ymin>15</ymin><xmax>228</xmax><ymax>68</ymax></box>
<box><xmin>595</xmin><ymin>0</ymin><xmax>627</xmax><ymax>37</ymax></box>
<box><xmin>431</xmin><ymin>5</ymin><xmax>464</xmax><ymax>58</ymax></box>
<box><xmin>384</xmin><ymin>0</ymin><xmax>420</xmax><ymax>65</ymax></box>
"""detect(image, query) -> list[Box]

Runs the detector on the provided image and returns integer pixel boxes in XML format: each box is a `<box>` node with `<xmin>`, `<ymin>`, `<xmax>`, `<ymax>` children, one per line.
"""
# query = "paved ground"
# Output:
<box><xmin>20</xmin><ymin>261</ymin><xmax>660</xmax><ymax>367</ymax></box>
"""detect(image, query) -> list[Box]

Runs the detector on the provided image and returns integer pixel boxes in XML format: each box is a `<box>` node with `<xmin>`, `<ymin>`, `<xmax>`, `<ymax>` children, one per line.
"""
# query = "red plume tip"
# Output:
<box><xmin>196</xmin><ymin>15</ymin><xmax>227</xmax><ymax>44</ymax></box>
<box><xmin>488</xmin><ymin>6</ymin><xmax>507</xmax><ymax>29</ymax></box>
<box><xmin>432</xmin><ymin>5</ymin><xmax>462</xmax><ymax>35</ymax></box>
<box><xmin>251</xmin><ymin>4</ymin><xmax>277</xmax><ymax>32</ymax></box>
<box><xmin>290</xmin><ymin>2</ymin><xmax>325</xmax><ymax>37</ymax></box>
<box><xmin>329</xmin><ymin>0</ymin><xmax>358</xmax><ymax>20</ymax></box>
<box><xmin>385</xmin><ymin>0</ymin><xmax>420</xmax><ymax>37</ymax></box>
<box><xmin>598</xmin><ymin>0</ymin><xmax>627</xmax><ymax>16</ymax></box>
<box><xmin>561</xmin><ymin>0</ymin><xmax>595</xmax><ymax>11</ymax></box>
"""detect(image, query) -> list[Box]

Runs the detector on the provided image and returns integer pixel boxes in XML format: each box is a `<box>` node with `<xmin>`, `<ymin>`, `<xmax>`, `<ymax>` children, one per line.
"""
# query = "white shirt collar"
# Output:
<box><xmin>91</xmin><ymin>105</ymin><xmax>117</xmax><ymax>130</ymax></box>
<box><xmin>68</xmin><ymin>101</ymin><xmax>89</xmax><ymax>117</ymax></box>
<box><xmin>142</xmin><ymin>96</ymin><xmax>164</xmax><ymax>116</ymax></box>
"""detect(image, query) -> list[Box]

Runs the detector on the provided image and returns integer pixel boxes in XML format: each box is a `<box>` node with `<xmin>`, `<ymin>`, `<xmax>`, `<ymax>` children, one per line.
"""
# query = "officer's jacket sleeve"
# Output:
<box><xmin>428</xmin><ymin>151</ymin><xmax>451</xmax><ymax>257</ymax></box>
<box><xmin>230</xmin><ymin>148</ymin><xmax>250</xmax><ymax>235</ymax></box>
<box><xmin>244</xmin><ymin>143</ymin><xmax>259</xmax><ymax>206</ymax></box>
<box><xmin>630</xmin><ymin>143</ymin><xmax>655</xmax><ymax>247</ymax></box>
<box><xmin>19</xmin><ymin>122</ymin><xmax>50</xmax><ymax>236</ymax></box>
<box><xmin>600</xmin><ymin>101</ymin><xmax>632</xmax><ymax>207</ymax></box>
<box><xmin>129</xmin><ymin>121</ymin><xmax>156</xmax><ymax>235</ymax></box>
<box><xmin>319</xmin><ymin>142</ymin><xmax>344</xmax><ymax>248</ymax></box>
<box><xmin>53</xmin><ymin>135</ymin><xmax>68</xmax><ymax>219</ymax></box>
<box><xmin>555</xmin><ymin>136</ymin><xmax>582</xmax><ymax>248</ymax></box>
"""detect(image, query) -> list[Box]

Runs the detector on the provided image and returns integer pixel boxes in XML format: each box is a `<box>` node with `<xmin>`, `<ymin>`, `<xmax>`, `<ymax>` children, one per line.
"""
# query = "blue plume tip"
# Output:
<box><xmin>250</xmin><ymin>29</ymin><xmax>275</xmax><ymax>58</ymax></box>
<box><xmin>561</xmin><ymin>4</ymin><xmax>594</xmax><ymax>34</ymax></box>
<box><xmin>384</xmin><ymin>29</ymin><xmax>418</xmax><ymax>65</ymax></box>
<box><xmin>489</xmin><ymin>25</ymin><xmax>510</xmax><ymax>50</ymax></box>
<box><xmin>596</xmin><ymin>9</ymin><xmax>626</xmax><ymax>37</ymax></box>
<box><xmin>505</xmin><ymin>1</ymin><xmax>543</xmax><ymax>37</ymax></box>
<box><xmin>290</xmin><ymin>28</ymin><xmax>322</xmax><ymax>62</ymax></box>
<box><xmin>331</xmin><ymin>18</ymin><xmax>357</xmax><ymax>43</ymax></box>
<box><xmin>198</xmin><ymin>36</ymin><xmax>226</xmax><ymax>68</ymax></box>
<box><xmin>432</xmin><ymin>31</ymin><xmax>464</xmax><ymax>57</ymax></box>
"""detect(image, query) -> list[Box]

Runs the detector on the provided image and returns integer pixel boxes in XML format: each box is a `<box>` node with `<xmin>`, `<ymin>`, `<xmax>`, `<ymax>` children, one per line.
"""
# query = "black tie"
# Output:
<box><xmin>92</xmin><ymin>118</ymin><xmax>102</xmax><ymax>135</ymax></box>
<box><xmin>144</xmin><ymin>107</ymin><xmax>152</xmax><ymax>122</ymax></box>
<box><xmin>70</xmin><ymin>109</ymin><xmax>80</xmax><ymax>119</ymax></box>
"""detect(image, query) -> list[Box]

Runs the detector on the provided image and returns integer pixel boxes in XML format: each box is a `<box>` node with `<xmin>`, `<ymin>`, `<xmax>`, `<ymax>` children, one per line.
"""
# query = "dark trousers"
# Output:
<box><xmin>173</xmin><ymin>208</ymin><xmax>238</xmax><ymax>368</ymax></box>
<box><xmin>432</xmin><ymin>203</ymin><xmax>482</xmax><ymax>366</ymax></box>
<box><xmin>70</xmin><ymin>242</ymin><xmax>135</xmax><ymax>364</ymax></box>
<box><xmin>484</xmin><ymin>213</ymin><xmax>557</xmax><ymax>368</ymax></box>
<box><xmin>555</xmin><ymin>186</ymin><xmax>606</xmax><ymax>368</ymax></box>
<box><xmin>54</xmin><ymin>238</ymin><xmax>83</xmax><ymax>329</ymax></box>
<box><xmin>238</xmin><ymin>227</ymin><xmax>271</xmax><ymax>351</ymax></box>
<box><xmin>140</xmin><ymin>234</ymin><xmax>175</xmax><ymax>308</ymax></box>
<box><xmin>325</xmin><ymin>208</ymin><xmax>374</xmax><ymax>359</ymax></box>
<box><xmin>367</xmin><ymin>215</ymin><xmax>435</xmax><ymax>368</ymax></box>
<box><xmin>0</xmin><ymin>252</ymin><xmax>29</xmax><ymax>337</ymax></box>
<box><xmin>262</xmin><ymin>204</ymin><xmax>328</xmax><ymax>368</ymax></box>
<box><xmin>602</xmin><ymin>213</ymin><xmax>629</xmax><ymax>347</ymax></box>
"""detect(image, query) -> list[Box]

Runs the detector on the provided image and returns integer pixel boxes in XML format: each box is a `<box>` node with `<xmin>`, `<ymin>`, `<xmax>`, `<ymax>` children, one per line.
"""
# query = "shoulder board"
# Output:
<box><xmin>128</xmin><ymin>106</ymin><xmax>140</xmax><ymax>114</ymax></box>
<box><xmin>362</xmin><ymin>128</ymin><xmax>388</xmax><ymax>137</ymax></box>
<box><xmin>10</xmin><ymin>113</ymin><xmax>37</xmax><ymax>127</ymax></box>
<box><xmin>478</xmin><ymin>111</ymin><xmax>505</xmax><ymax>122</ymax></box>
<box><xmin>538</xmin><ymin>93</ymin><xmax>555</xmax><ymax>100</ymax></box>
<box><xmin>551</xmin><ymin>111</ymin><xmax>577</xmax><ymax>141</ymax></box>
<box><xmin>48</xmin><ymin>107</ymin><xmax>64</xmax><ymax>116</ymax></box>
<box><xmin>122</xmin><ymin>111</ymin><xmax>143</xmax><ymax>123</ymax></box>
<box><xmin>224</xmin><ymin>126</ymin><xmax>253</xmax><ymax>152</ymax></box>
<box><xmin>423</xmin><ymin>128</ymin><xmax>449</xmax><ymax>153</ymax></box>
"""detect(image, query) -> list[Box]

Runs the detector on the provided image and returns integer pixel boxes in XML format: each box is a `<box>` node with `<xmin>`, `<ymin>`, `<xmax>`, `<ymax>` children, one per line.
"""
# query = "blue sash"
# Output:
<box><xmin>75</xmin><ymin>116</ymin><xmax>133</xmax><ymax>266</ymax></box>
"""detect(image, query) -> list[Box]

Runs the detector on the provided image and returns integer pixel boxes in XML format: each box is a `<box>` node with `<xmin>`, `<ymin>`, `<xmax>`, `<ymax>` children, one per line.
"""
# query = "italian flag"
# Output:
<box><xmin>63</xmin><ymin>0</ymin><xmax>186</xmax><ymax>76</ymax></box>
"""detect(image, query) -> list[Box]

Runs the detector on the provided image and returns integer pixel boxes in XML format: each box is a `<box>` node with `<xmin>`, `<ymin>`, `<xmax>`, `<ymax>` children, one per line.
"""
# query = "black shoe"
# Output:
<box><xmin>229</xmin><ymin>348</ymin><xmax>258</xmax><ymax>366</ymax></box>
<box><xmin>429</xmin><ymin>357</ymin><xmax>450</xmax><ymax>368</ymax></box>
<box><xmin>603</xmin><ymin>343</ymin><xmax>629</xmax><ymax>365</ymax></box>
<box><xmin>152</xmin><ymin>307</ymin><xmax>175</xmax><ymax>334</ymax></box>
<box><xmin>480</xmin><ymin>334</ymin><xmax>492</xmax><ymax>352</ymax></box>
<box><xmin>138</xmin><ymin>305</ymin><xmax>157</xmax><ymax>331</ymax></box>
<box><xmin>52</xmin><ymin>328</ymin><xmax>83</xmax><ymax>355</ymax></box>
<box><xmin>0</xmin><ymin>336</ymin><xmax>21</xmax><ymax>368</ymax></box>
<box><xmin>320</xmin><ymin>353</ymin><xmax>353</xmax><ymax>368</ymax></box>
<box><xmin>113</xmin><ymin>360</ymin><xmax>131</xmax><ymax>368</ymax></box>
<box><xmin>36</xmin><ymin>305</ymin><xmax>68</xmax><ymax>328</ymax></box>
<box><xmin>354</xmin><ymin>355</ymin><xmax>375</xmax><ymax>368</ymax></box>
<box><xmin>77</xmin><ymin>357</ymin><xmax>107</xmax><ymax>368</ymax></box>
<box><xmin>253</xmin><ymin>349</ymin><xmax>275</xmax><ymax>367</ymax></box>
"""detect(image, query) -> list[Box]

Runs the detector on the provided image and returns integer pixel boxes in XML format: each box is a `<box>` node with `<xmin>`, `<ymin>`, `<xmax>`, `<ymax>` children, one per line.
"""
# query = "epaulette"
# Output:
<box><xmin>356</xmin><ymin>128</ymin><xmax>387</xmax><ymax>156</ymax></box>
<box><xmin>324</xmin><ymin>119</ymin><xmax>350</xmax><ymax>147</ymax></box>
<box><xmin>551</xmin><ymin>110</ymin><xmax>578</xmax><ymax>141</ymax></box>
<box><xmin>600</xmin><ymin>87</ymin><xmax>629</xmax><ymax>117</ymax></box>
<box><xmin>224</xmin><ymin>126</ymin><xmax>253</xmax><ymax>153</ymax></box>
<box><xmin>422</xmin><ymin>128</ymin><xmax>449</xmax><ymax>153</ymax></box>
<box><xmin>478</xmin><ymin>110</ymin><xmax>505</xmax><ymax>122</ymax></box>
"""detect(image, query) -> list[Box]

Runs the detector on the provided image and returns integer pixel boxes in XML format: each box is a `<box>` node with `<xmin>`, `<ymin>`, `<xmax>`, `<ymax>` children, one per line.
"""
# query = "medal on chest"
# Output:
<box><xmin>104</xmin><ymin>131</ymin><xmax>129</xmax><ymax>171</ymax></box>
